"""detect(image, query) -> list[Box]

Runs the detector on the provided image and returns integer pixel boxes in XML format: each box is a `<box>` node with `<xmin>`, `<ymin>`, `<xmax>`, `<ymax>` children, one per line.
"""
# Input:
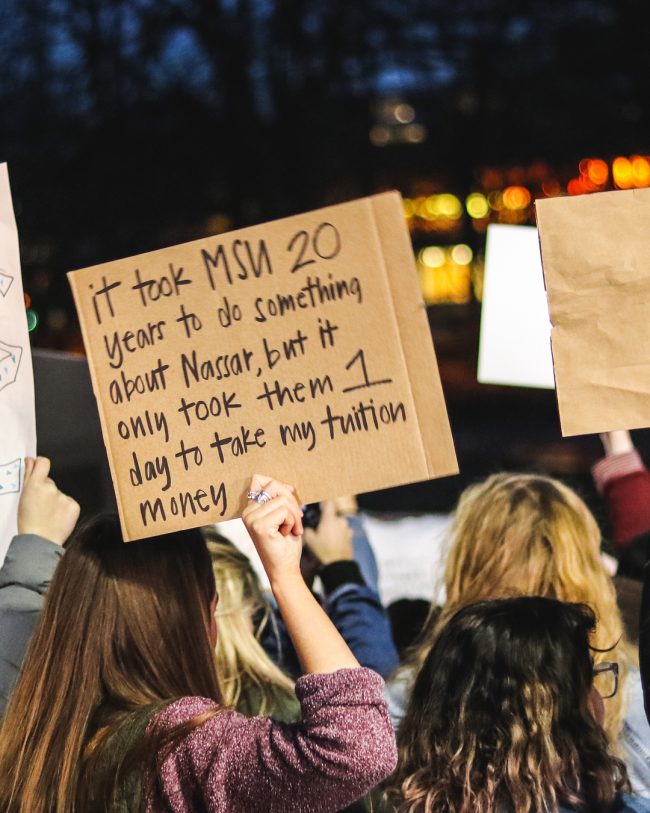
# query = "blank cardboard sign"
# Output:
<box><xmin>537</xmin><ymin>187</ymin><xmax>650</xmax><ymax>436</ymax></box>
<box><xmin>478</xmin><ymin>224</ymin><xmax>554</xmax><ymax>389</ymax></box>
<box><xmin>69</xmin><ymin>192</ymin><xmax>458</xmax><ymax>541</ymax></box>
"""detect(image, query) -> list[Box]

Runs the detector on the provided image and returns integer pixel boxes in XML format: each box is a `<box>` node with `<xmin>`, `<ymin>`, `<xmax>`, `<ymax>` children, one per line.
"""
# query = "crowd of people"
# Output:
<box><xmin>1</xmin><ymin>434</ymin><xmax>650</xmax><ymax>812</ymax></box>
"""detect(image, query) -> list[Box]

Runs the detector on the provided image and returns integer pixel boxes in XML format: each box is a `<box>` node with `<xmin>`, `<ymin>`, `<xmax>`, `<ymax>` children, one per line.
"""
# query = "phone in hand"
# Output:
<box><xmin>302</xmin><ymin>502</ymin><xmax>322</xmax><ymax>530</ymax></box>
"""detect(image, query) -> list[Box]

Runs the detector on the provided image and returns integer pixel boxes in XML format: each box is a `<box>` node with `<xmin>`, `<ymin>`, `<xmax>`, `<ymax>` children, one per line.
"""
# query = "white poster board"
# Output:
<box><xmin>0</xmin><ymin>164</ymin><xmax>36</xmax><ymax>562</ymax></box>
<box><xmin>478</xmin><ymin>224</ymin><xmax>555</xmax><ymax>389</ymax></box>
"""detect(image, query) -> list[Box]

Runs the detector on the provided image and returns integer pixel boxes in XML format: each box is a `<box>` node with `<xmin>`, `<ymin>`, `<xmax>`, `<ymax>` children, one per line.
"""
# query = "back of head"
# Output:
<box><xmin>446</xmin><ymin>473</ymin><xmax>603</xmax><ymax>606</ymax></box>
<box><xmin>389</xmin><ymin>596</ymin><xmax>627</xmax><ymax>813</ymax></box>
<box><xmin>204</xmin><ymin>531</ymin><xmax>296</xmax><ymax>719</ymax></box>
<box><xmin>0</xmin><ymin>514</ymin><xmax>220</xmax><ymax>813</ymax></box>
<box><xmin>416</xmin><ymin>473</ymin><xmax>628</xmax><ymax>741</ymax></box>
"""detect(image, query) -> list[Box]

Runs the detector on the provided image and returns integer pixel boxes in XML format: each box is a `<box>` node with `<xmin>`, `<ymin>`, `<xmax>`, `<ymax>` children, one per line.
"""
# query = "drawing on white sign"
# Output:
<box><xmin>0</xmin><ymin>269</ymin><xmax>13</xmax><ymax>298</ymax></box>
<box><xmin>0</xmin><ymin>340</ymin><xmax>22</xmax><ymax>391</ymax></box>
<box><xmin>0</xmin><ymin>162</ymin><xmax>37</xmax><ymax>564</ymax></box>
<box><xmin>0</xmin><ymin>458</ymin><xmax>21</xmax><ymax>496</ymax></box>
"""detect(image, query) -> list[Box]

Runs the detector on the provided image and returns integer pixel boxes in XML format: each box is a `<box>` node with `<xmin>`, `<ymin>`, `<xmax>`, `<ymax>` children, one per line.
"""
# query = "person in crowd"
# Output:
<box><xmin>387</xmin><ymin>472</ymin><xmax>650</xmax><ymax>794</ymax></box>
<box><xmin>261</xmin><ymin>499</ymin><xmax>400</xmax><ymax>680</ymax></box>
<box><xmin>204</xmin><ymin>528</ymin><xmax>299</xmax><ymax>721</ymax></box>
<box><xmin>387</xmin><ymin>596</ymin><xmax>649</xmax><ymax>813</ymax></box>
<box><xmin>594</xmin><ymin>430</ymin><xmax>650</xmax><ymax>580</ymax></box>
<box><xmin>0</xmin><ymin>473</ymin><xmax>397</xmax><ymax>812</ymax></box>
<box><xmin>642</xmin><ymin>564</ymin><xmax>650</xmax><ymax>729</ymax></box>
<box><xmin>0</xmin><ymin>456</ymin><xmax>79</xmax><ymax>715</ymax></box>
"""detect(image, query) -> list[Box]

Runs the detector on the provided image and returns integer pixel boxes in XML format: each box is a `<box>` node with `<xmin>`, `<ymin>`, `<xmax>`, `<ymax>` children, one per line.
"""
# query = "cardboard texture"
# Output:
<box><xmin>0</xmin><ymin>164</ymin><xmax>37</xmax><ymax>563</ymax></box>
<box><xmin>536</xmin><ymin>188</ymin><xmax>650</xmax><ymax>436</ymax></box>
<box><xmin>478</xmin><ymin>224</ymin><xmax>554</xmax><ymax>389</ymax></box>
<box><xmin>69</xmin><ymin>192</ymin><xmax>458</xmax><ymax>541</ymax></box>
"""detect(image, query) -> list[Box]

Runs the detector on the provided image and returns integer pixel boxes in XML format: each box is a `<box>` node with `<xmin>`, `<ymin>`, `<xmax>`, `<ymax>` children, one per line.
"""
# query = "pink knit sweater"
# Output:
<box><xmin>146</xmin><ymin>667</ymin><xmax>397</xmax><ymax>812</ymax></box>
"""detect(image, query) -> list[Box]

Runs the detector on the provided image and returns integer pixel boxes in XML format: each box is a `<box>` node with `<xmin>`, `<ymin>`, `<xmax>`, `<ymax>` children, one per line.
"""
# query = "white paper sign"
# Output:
<box><xmin>478</xmin><ymin>224</ymin><xmax>555</xmax><ymax>389</ymax></box>
<box><xmin>0</xmin><ymin>164</ymin><xmax>36</xmax><ymax>562</ymax></box>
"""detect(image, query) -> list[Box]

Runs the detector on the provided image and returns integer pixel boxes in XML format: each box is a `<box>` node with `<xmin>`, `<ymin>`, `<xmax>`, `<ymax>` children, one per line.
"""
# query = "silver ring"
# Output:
<box><xmin>247</xmin><ymin>490</ymin><xmax>260</xmax><ymax>501</ymax></box>
<box><xmin>255</xmin><ymin>490</ymin><xmax>273</xmax><ymax>505</ymax></box>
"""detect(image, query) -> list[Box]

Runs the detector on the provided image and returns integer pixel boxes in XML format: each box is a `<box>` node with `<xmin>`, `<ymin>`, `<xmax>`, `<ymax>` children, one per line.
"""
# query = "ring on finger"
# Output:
<box><xmin>247</xmin><ymin>490</ymin><xmax>261</xmax><ymax>501</ymax></box>
<box><xmin>254</xmin><ymin>490</ymin><xmax>273</xmax><ymax>505</ymax></box>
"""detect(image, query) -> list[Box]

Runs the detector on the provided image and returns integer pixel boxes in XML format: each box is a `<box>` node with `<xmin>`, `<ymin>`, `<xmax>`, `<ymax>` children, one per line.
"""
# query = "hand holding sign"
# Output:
<box><xmin>69</xmin><ymin>192</ymin><xmax>457</xmax><ymax>540</ymax></box>
<box><xmin>17</xmin><ymin>456</ymin><xmax>80</xmax><ymax>545</ymax></box>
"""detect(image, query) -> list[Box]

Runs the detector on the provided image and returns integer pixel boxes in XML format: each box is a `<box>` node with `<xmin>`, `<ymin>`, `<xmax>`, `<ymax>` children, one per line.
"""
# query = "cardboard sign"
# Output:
<box><xmin>536</xmin><ymin>187</ymin><xmax>650</xmax><ymax>436</ymax></box>
<box><xmin>478</xmin><ymin>224</ymin><xmax>554</xmax><ymax>389</ymax></box>
<box><xmin>69</xmin><ymin>192</ymin><xmax>458</xmax><ymax>541</ymax></box>
<box><xmin>0</xmin><ymin>164</ymin><xmax>36</xmax><ymax>562</ymax></box>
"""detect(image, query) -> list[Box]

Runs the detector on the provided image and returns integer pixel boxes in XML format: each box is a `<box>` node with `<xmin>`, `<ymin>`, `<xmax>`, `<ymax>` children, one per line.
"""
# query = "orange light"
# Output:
<box><xmin>613</xmin><ymin>157</ymin><xmax>634</xmax><ymax>189</ymax></box>
<box><xmin>502</xmin><ymin>186</ymin><xmax>531</xmax><ymax>210</ymax></box>
<box><xmin>587</xmin><ymin>159</ymin><xmax>608</xmax><ymax>186</ymax></box>
<box><xmin>567</xmin><ymin>178</ymin><xmax>585</xmax><ymax>195</ymax></box>
<box><xmin>24</xmin><ymin>293</ymin><xmax>31</xmax><ymax>309</ymax></box>
<box><xmin>542</xmin><ymin>180</ymin><xmax>561</xmax><ymax>197</ymax></box>
<box><xmin>488</xmin><ymin>191</ymin><xmax>503</xmax><ymax>211</ymax></box>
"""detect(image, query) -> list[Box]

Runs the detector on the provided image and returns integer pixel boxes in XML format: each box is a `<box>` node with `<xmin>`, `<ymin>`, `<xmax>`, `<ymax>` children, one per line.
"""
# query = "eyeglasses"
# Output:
<box><xmin>592</xmin><ymin>661</ymin><xmax>619</xmax><ymax>699</ymax></box>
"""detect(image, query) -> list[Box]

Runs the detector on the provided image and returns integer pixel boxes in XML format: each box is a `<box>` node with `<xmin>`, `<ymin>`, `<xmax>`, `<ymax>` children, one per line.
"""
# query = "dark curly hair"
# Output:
<box><xmin>387</xmin><ymin>596</ymin><xmax>628</xmax><ymax>813</ymax></box>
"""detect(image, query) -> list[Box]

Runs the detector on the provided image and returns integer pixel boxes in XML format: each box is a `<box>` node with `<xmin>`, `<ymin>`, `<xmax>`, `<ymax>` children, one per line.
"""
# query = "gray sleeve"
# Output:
<box><xmin>0</xmin><ymin>534</ymin><xmax>63</xmax><ymax>715</ymax></box>
<box><xmin>0</xmin><ymin>533</ymin><xmax>64</xmax><ymax>594</ymax></box>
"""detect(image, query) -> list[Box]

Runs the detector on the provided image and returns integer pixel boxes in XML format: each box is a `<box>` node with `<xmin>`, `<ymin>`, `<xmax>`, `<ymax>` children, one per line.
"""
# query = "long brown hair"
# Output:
<box><xmin>0</xmin><ymin>514</ymin><xmax>222</xmax><ymax>812</ymax></box>
<box><xmin>408</xmin><ymin>473</ymin><xmax>631</xmax><ymax>743</ymax></box>
<box><xmin>389</xmin><ymin>597</ymin><xmax>628</xmax><ymax>813</ymax></box>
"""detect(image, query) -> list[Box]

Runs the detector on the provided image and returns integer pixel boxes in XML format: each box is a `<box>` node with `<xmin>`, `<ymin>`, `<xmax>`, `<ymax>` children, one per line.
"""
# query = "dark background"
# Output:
<box><xmin>4</xmin><ymin>0</ymin><xmax>650</xmax><ymax>535</ymax></box>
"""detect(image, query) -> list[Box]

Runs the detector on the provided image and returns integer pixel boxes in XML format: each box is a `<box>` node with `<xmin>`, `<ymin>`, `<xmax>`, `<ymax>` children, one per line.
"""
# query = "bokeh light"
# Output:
<box><xmin>613</xmin><ymin>156</ymin><xmax>634</xmax><ymax>188</ymax></box>
<box><xmin>394</xmin><ymin>103</ymin><xmax>415</xmax><ymax>124</ymax></box>
<box><xmin>451</xmin><ymin>244</ymin><xmax>473</xmax><ymax>265</ymax></box>
<box><xmin>419</xmin><ymin>246</ymin><xmax>446</xmax><ymax>268</ymax></box>
<box><xmin>466</xmin><ymin>193</ymin><xmax>489</xmax><ymax>218</ymax></box>
<box><xmin>586</xmin><ymin>159</ymin><xmax>608</xmax><ymax>186</ymax></box>
<box><xmin>502</xmin><ymin>186</ymin><xmax>531</xmax><ymax>210</ymax></box>
<box><xmin>26</xmin><ymin>309</ymin><xmax>39</xmax><ymax>332</ymax></box>
<box><xmin>632</xmin><ymin>156</ymin><xmax>650</xmax><ymax>187</ymax></box>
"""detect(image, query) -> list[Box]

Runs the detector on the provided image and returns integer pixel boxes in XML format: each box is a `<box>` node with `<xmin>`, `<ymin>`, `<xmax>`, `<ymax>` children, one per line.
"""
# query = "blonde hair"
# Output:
<box><xmin>412</xmin><ymin>473</ymin><xmax>631</xmax><ymax>743</ymax></box>
<box><xmin>204</xmin><ymin>531</ymin><xmax>297</xmax><ymax>719</ymax></box>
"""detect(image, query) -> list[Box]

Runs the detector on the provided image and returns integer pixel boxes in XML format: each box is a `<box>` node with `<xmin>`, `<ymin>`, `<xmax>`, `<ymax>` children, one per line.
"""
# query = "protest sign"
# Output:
<box><xmin>0</xmin><ymin>164</ymin><xmax>36</xmax><ymax>562</ymax></box>
<box><xmin>69</xmin><ymin>192</ymin><xmax>458</xmax><ymax>541</ymax></box>
<box><xmin>477</xmin><ymin>224</ymin><xmax>554</xmax><ymax>389</ymax></box>
<box><xmin>536</xmin><ymin>187</ymin><xmax>650</xmax><ymax>436</ymax></box>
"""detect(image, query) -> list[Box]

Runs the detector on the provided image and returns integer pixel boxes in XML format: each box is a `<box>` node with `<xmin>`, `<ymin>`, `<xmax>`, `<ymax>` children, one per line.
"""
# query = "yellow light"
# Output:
<box><xmin>415</xmin><ymin>196</ymin><xmax>430</xmax><ymax>219</ymax></box>
<box><xmin>451</xmin><ymin>244</ymin><xmax>473</xmax><ymax>265</ymax></box>
<box><xmin>418</xmin><ymin>266</ymin><xmax>437</xmax><ymax>302</ymax></box>
<box><xmin>402</xmin><ymin>198</ymin><xmax>415</xmax><ymax>218</ymax></box>
<box><xmin>632</xmin><ymin>156</ymin><xmax>650</xmax><ymax>187</ymax></box>
<box><xmin>502</xmin><ymin>186</ymin><xmax>531</xmax><ymax>210</ymax></box>
<box><xmin>613</xmin><ymin>156</ymin><xmax>634</xmax><ymax>188</ymax></box>
<box><xmin>466</xmin><ymin>192</ymin><xmax>489</xmax><ymax>219</ymax></box>
<box><xmin>587</xmin><ymin>159</ymin><xmax>608</xmax><ymax>186</ymax></box>
<box><xmin>419</xmin><ymin>246</ymin><xmax>446</xmax><ymax>268</ymax></box>
<box><xmin>437</xmin><ymin>194</ymin><xmax>463</xmax><ymax>218</ymax></box>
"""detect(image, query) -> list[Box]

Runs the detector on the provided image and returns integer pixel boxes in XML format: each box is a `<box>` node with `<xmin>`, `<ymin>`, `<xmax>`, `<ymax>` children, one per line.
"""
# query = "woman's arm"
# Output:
<box><xmin>594</xmin><ymin>432</ymin><xmax>650</xmax><ymax>549</ymax></box>
<box><xmin>0</xmin><ymin>457</ymin><xmax>79</xmax><ymax>713</ymax></box>
<box><xmin>242</xmin><ymin>475</ymin><xmax>359</xmax><ymax>674</ymax></box>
